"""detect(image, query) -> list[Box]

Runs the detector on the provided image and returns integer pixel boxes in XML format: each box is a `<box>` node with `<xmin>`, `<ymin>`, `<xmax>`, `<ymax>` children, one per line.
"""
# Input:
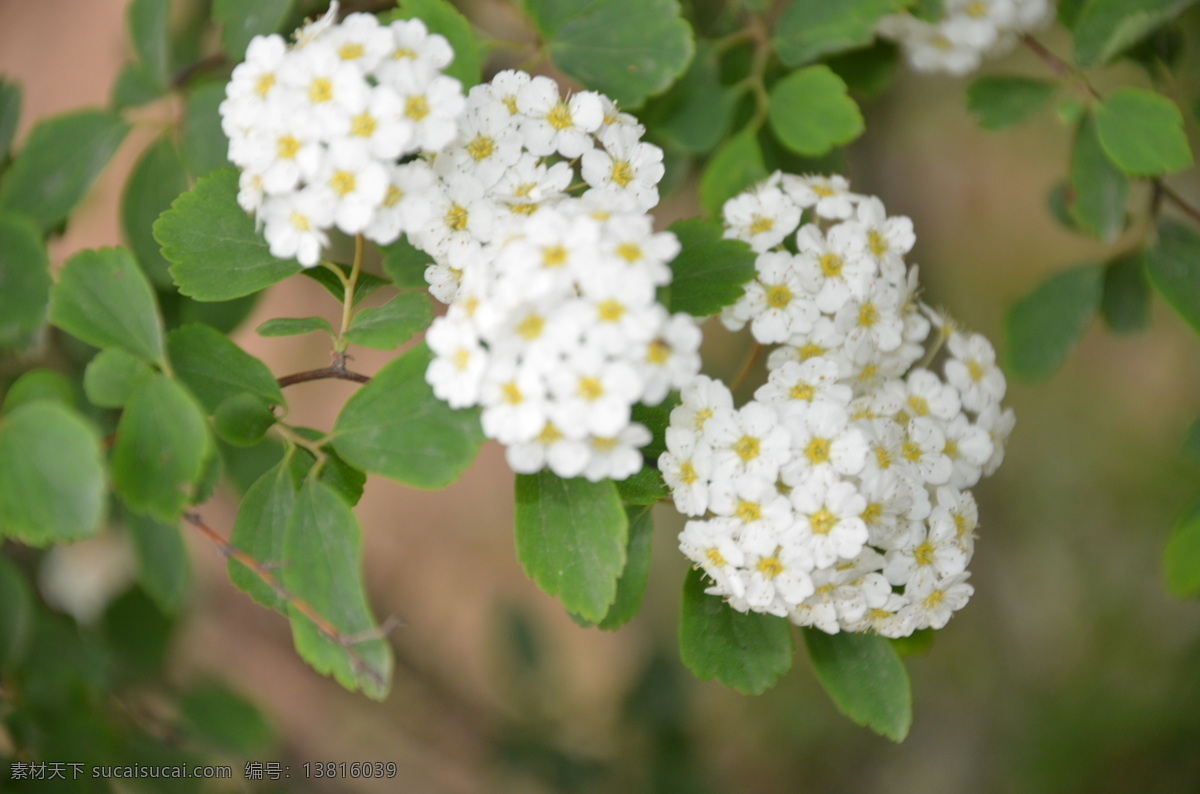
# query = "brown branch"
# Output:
<box><xmin>729</xmin><ymin>343</ymin><xmax>763</xmax><ymax>394</ymax></box>
<box><xmin>277</xmin><ymin>366</ymin><xmax>370</xmax><ymax>388</ymax></box>
<box><xmin>1159</xmin><ymin>183</ymin><xmax>1200</xmax><ymax>225</ymax></box>
<box><xmin>171</xmin><ymin>53</ymin><xmax>226</xmax><ymax>89</ymax></box>
<box><xmin>183</xmin><ymin>512</ymin><xmax>395</xmax><ymax>694</ymax></box>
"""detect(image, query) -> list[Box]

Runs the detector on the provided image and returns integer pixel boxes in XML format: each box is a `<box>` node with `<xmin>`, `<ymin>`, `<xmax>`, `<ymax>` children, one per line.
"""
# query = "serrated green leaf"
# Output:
<box><xmin>1146</xmin><ymin>219</ymin><xmax>1200</xmax><ymax>333</ymax></box>
<box><xmin>1100</xmin><ymin>250</ymin><xmax>1150</xmax><ymax>334</ymax></box>
<box><xmin>0</xmin><ymin>558</ymin><xmax>33</xmax><ymax>670</ymax></box>
<box><xmin>85</xmin><ymin>348</ymin><xmax>154</xmax><ymax>409</ymax></box>
<box><xmin>175</xmin><ymin>291</ymin><xmax>262</xmax><ymax>335</ymax></box>
<box><xmin>214</xmin><ymin>393</ymin><xmax>276</xmax><ymax>448</ymax></box>
<box><xmin>378</xmin><ymin>237</ymin><xmax>431</xmax><ymax>288</ymax></box>
<box><xmin>2</xmin><ymin>370</ymin><xmax>74</xmax><ymax>413</ymax></box>
<box><xmin>1094</xmin><ymin>88</ymin><xmax>1192</xmax><ymax>177</ymax></box>
<box><xmin>284</xmin><ymin>479</ymin><xmax>393</xmax><ymax>700</ymax></box>
<box><xmin>0</xmin><ymin>212</ymin><xmax>50</xmax><ymax>348</ymax></box>
<box><xmin>50</xmin><ymin>247</ymin><xmax>165</xmax><ymax>365</ymax></box>
<box><xmin>523</xmin><ymin>0</ymin><xmax>694</xmax><ymax>107</ymax></box>
<box><xmin>110</xmin><ymin>62</ymin><xmax>167</xmax><ymax>110</ymax></box>
<box><xmin>331</xmin><ymin>343</ymin><xmax>484</xmax><ymax>489</ymax></box>
<box><xmin>123</xmin><ymin>135</ymin><xmax>189</xmax><ymax>287</ymax></box>
<box><xmin>128</xmin><ymin>0</ymin><xmax>171</xmax><ymax>88</ymax></box>
<box><xmin>1073</xmin><ymin>0</ymin><xmax>1196</xmax><ymax>67</ymax></box>
<box><xmin>112</xmin><ymin>374</ymin><xmax>211</xmax><ymax>523</ymax></box>
<box><xmin>214</xmin><ymin>0</ymin><xmax>295</xmax><ymax>58</ymax></box>
<box><xmin>0</xmin><ymin>109</ymin><xmax>129</xmax><ymax>232</ymax></box>
<box><xmin>124</xmin><ymin>509</ymin><xmax>189</xmax><ymax>615</ymax></box>
<box><xmin>771</xmin><ymin>0</ymin><xmax>907</xmax><ymax>66</ymax></box>
<box><xmin>966</xmin><ymin>75</ymin><xmax>1056</xmax><ymax>131</ymax></box>
<box><xmin>385</xmin><ymin>0</ymin><xmax>482</xmax><ymax>88</ymax></box>
<box><xmin>344</xmin><ymin>293</ymin><xmax>432</xmax><ymax>350</ymax></box>
<box><xmin>888</xmin><ymin>628</ymin><xmax>935</xmax><ymax>658</ymax></box>
<box><xmin>229</xmin><ymin>461</ymin><xmax>295</xmax><ymax>610</ymax></box>
<box><xmin>1165</xmin><ymin>496</ymin><xmax>1200</xmax><ymax>596</ymax></box>
<box><xmin>616</xmin><ymin>465</ymin><xmax>668</xmax><ymax>505</ymax></box>
<box><xmin>678</xmin><ymin>566</ymin><xmax>793</xmax><ymax>694</ymax></box>
<box><xmin>514</xmin><ymin>471</ymin><xmax>629</xmax><ymax>622</ymax></box>
<box><xmin>0</xmin><ymin>402</ymin><xmax>105</xmax><ymax>546</ymax></box>
<box><xmin>767</xmin><ymin>66</ymin><xmax>864</xmax><ymax>157</ymax></box>
<box><xmin>1004</xmin><ymin>263</ymin><xmax>1103</xmax><ymax>380</ymax></box>
<box><xmin>286</xmin><ymin>428</ymin><xmax>367</xmax><ymax>507</ymax></box>
<box><xmin>666</xmin><ymin>218</ymin><xmax>756</xmax><ymax>317</ymax></box>
<box><xmin>699</xmin><ymin>128</ymin><xmax>767</xmax><ymax>216</ymax></box>
<box><xmin>302</xmin><ymin>263</ymin><xmax>389</xmax><ymax>306</ymax></box>
<box><xmin>181</xmin><ymin>81</ymin><xmax>232</xmax><ymax>179</ymax></box>
<box><xmin>804</xmin><ymin>629</ymin><xmax>912</xmax><ymax>741</ymax></box>
<box><xmin>597</xmin><ymin>505</ymin><xmax>654</xmax><ymax>630</ymax></box>
<box><xmin>155</xmin><ymin>168</ymin><xmax>302</xmax><ymax>301</ymax></box>
<box><xmin>652</xmin><ymin>42</ymin><xmax>740</xmax><ymax>154</ymax></box>
<box><xmin>167</xmin><ymin>324</ymin><xmax>285</xmax><ymax>413</ymax></box>
<box><xmin>0</xmin><ymin>79</ymin><xmax>21</xmax><ymax>161</ymax></box>
<box><xmin>257</xmin><ymin>316</ymin><xmax>333</xmax><ymax>338</ymax></box>
<box><xmin>180</xmin><ymin>680</ymin><xmax>273</xmax><ymax>753</ymax></box>
<box><xmin>1068</xmin><ymin>114</ymin><xmax>1128</xmax><ymax>243</ymax></box>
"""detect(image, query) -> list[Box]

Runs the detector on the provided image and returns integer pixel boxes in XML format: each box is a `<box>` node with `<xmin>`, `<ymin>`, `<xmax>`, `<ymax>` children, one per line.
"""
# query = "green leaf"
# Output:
<box><xmin>214</xmin><ymin>393</ymin><xmax>276</xmax><ymax>448</ymax></box>
<box><xmin>1094</xmin><ymin>88</ymin><xmax>1192</xmax><ymax>177</ymax></box>
<box><xmin>155</xmin><ymin>168</ymin><xmax>302</xmax><ymax>301</ymax></box>
<box><xmin>176</xmin><ymin>291</ymin><xmax>261</xmax><ymax>335</ymax></box>
<box><xmin>344</xmin><ymin>293</ymin><xmax>432</xmax><ymax>350</ymax></box>
<box><xmin>84</xmin><ymin>348</ymin><xmax>155</xmax><ymax>408</ymax></box>
<box><xmin>1145</xmin><ymin>219</ymin><xmax>1200</xmax><ymax>333</ymax></box>
<box><xmin>826</xmin><ymin>40</ymin><xmax>900</xmax><ymax>98</ymax></box>
<box><xmin>597</xmin><ymin>505</ymin><xmax>655</xmax><ymax>630</ymax></box>
<box><xmin>0</xmin><ymin>212</ymin><xmax>51</xmax><ymax>347</ymax></box>
<box><xmin>287</xmin><ymin>428</ymin><xmax>367</xmax><ymax>507</ymax></box>
<box><xmin>214</xmin><ymin>0</ymin><xmax>295</xmax><ymax>58</ymax></box>
<box><xmin>50</xmin><ymin>247</ymin><xmax>165</xmax><ymax>365</ymax></box>
<box><xmin>124</xmin><ymin>509</ymin><xmax>189</xmax><ymax>615</ymax></box>
<box><xmin>678</xmin><ymin>566</ymin><xmax>793</xmax><ymax>694</ymax></box>
<box><xmin>0</xmin><ymin>79</ymin><xmax>21</xmax><ymax>162</ymax></box>
<box><xmin>2</xmin><ymin>370</ymin><xmax>74</xmax><ymax>413</ymax></box>
<box><xmin>0</xmin><ymin>558</ymin><xmax>33</xmax><ymax>670</ymax></box>
<box><xmin>803</xmin><ymin>629</ymin><xmax>912</xmax><ymax>741</ymax></box>
<box><xmin>514</xmin><ymin>471</ymin><xmax>630</xmax><ymax>622</ymax></box>
<box><xmin>386</xmin><ymin>0</ymin><xmax>482</xmax><ymax>88</ymax></box>
<box><xmin>111</xmin><ymin>62</ymin><xmax>166</xmax><ymax>110</ymax></box>
<box><xmin>632</xmin><ymin>392</ymin><xmax>680</xmax><ymax>461</ymax></box>
<box><xmin>652</xmin><ymin>42</ymin><xmax>741</xmax><ymax>154</ymax></box>
<box><xmin>1004</xmin><ymin>263</ymin><xmax>1103</xmax><ymax>380</ymax></box>
<box><xmin>1165</xmin><ymin>496</ymin><xmax>1200</xmax><ymax>596</ymax></box>
<box><xmin>181</xmin><ymin>81</ymin><xmax>232</xmax><ymax>179</ymax></box>
<box><xmin>166</xmin><ymin>324</ymin><xmax>284</xmax><ymax>413</ymax></box>
<box><xmin>1046</xmin><ymin>181</ymin><xmax>1080</xmax><ymax>232</ymax></box>
<box><xmin>0</xmin><ymin>109</ymin><xmax>129</xmax><ymax>232</ymax></box>
<box><xmin>379</xmin><ymin>237</ymin><xmax>431</xmax><ymax>288</ymax></box>
<box><xmin>1068</xmin><ymin>114</ymin><xmax>1128</xmax><ymax>243</ymax></box>
<box><xmin>302</xmin><ymin>263</ymin><xmax>389</xmax><ymax>306</ymax></box>
<box><xmin>111</xmin><ymin>374</ymin><xmax>211</xmax><ymax>523</ymax></box>
<box><xmin>257</xmin><ymin>316</ymin><xmax>333</xmax><ymax>338</ymax></box>
<box><xmin>332</xmin><ymin>343</ymin><xmax>484</xmax><ymax>489</ymax></box>
<box><xmin>910</xmin><ymin>0</ymin><xmax>944</xmax><ymax>22</ymax></box>
<box><xmin>1072</xmin><ymin>0</ymin><xmax>1196</xmax><ymax>67</ymax></box>
<box><xmin>180</xmin><ymin>681</ymin><xmax>273</xmax><ymax>754</ymax></box>
<box><xmin>771</xmin><ymin>0</ymin><xmax>907</xmax><ymax>67</ymax></box>
<box><xmin>666</xmin><ymin>218</ymin><xmax>757</xmax><ymax>317</ymax></box>
<box><xmin>229</xmin><ymin>461</ymin><xmax>295</xmax><ymax>610</ymax></box>
<box><xmin>888</xmin><ymin>628</ymin><xmax>935</xmax><ymax>658</ymax></box>
<box><xmin>283</xmin><ymin>479</ymin><xmax>393</xmax><ymax>700</ymax></box>
<box><xmin>123</xmin><ymin>135</ymin><xmax>189</xmax><ymax>287</ymax></box>
<box><xmin>616</xmin><ymin>465</ymin><xmax>668</xmax><ymax>505</ymax></box>
<box><xmin>966</xmin><ymin>76</ymin><xmax>1056</xmax><ymax>131</ymax></box>
<box><xmin>127</xmin><ymin>0</ymin><xmax>171</xmax><ymax>89</ymax></box>
<box><xmin>1184</xmin><ymin>418</ymin><xmax>1200</xmax><ymax>464</ymax></box>
<box><xmin>1100</xmin><ymin>250</ymin><xmax>1150</xmax><ymax>334</ymax></box>
<box><xmin>767</xmin><ymin>66</ymin><xmax>864</xmax><ymax>157</ymax></box>
<box><xmin>0</xmin><ymin>402</ymin><xmax>106</xmax><ymax>545</ymax></box>
<box><xmin>523</xmin><ymin>0</ymin><xmax>695</xmax><ymax>108</ymax></box>
<box><xmin>699</xmin><ymin>128</ymin><xmax>767</xmax><ymax>216</ymax></box>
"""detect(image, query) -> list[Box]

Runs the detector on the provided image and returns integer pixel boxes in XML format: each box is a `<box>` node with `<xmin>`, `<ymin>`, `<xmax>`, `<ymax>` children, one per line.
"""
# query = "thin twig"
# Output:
<box><xmin>171</xmin><ymin>53</ymin><xmax>226</xmax><ymax>89</ymax></box>
<box><xmin>729</xmin><ymin>343</ymin><xmax>762</xmax><ymax>394</ymax></box>
<box><xmin>1159</xmin><ymin>183</ymin><xmax>1200</xmax><ymax>225</ymax></box>
<box><xmin>277</xmin><ymin>366</ymin><xmax>371</xmax><ymax>388</ymax></box>
<box><xmin>183</xmin><ymin>512</ymin><xmax>395</xmax><ymax>694</ymax></box>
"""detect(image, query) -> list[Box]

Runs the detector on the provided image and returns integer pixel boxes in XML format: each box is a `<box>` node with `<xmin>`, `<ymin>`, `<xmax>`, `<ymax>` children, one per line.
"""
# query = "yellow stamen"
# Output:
<box><xmin>405</xmin><ymin>95</ymin><xmax>429</xmax><ymax>120</ymax></box>
<box><xmin>308</xmin><ymin>77</ymin><xmax>332</xmax><ymax>104</ymax></box>
<box><xmin>734</xmin><ymin>435</ymin><xmax>760</xmax><ymax>462</ymax></box>
<box><xmin>810</xmin><ymin>508</ymin><xmax>836</xmax><ymax>535</ymax></box>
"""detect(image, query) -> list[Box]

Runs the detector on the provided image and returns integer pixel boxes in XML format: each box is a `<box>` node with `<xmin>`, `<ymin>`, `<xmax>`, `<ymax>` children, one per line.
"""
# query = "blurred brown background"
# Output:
<box><xmin>4</xmin><ymin>1</ymin><xmax>1200</xmax><ymax>791</ymax></box>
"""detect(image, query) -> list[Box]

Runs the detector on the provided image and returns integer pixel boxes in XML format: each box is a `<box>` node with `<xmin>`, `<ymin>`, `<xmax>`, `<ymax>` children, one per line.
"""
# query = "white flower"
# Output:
<box><xmin>506</xmin><ymin>421</ymin><xmax>590</xmax><ymax>478</ymax></box>
<box><xmin>671</xmin><ymin>375</ymin><xmax>735</xmax><ymax>440</ymax></box>
<box><xmin>388</xmin><ymin>65</ymin><xmax>464</xmax><ymax>152</ymax></box>
<box><xmin>547</xmin><ymin>348</ymin><xmax>642</xmax><ymax>438</ymax></box>
<box><xmin>790</xmin><ymin>470</ymin><xmax>869</xmax><ymax>570</ymax></box>
<box><xmin>739</xmin><ymin>251</ymin><xmax>820</xmax><ymax>343</ymax></box>
<box><xmin>944</xmin><ymin>331</ymin><xmax>1007</xmax><ymax>412</ymax></box>
<box><xmin>754</xmin><ymin>357</ymin><xmax>852</xmax><ymax>419</ymax></box>
<box><xmin>679</xmin><ymin>519</ymin><xmax>747</xmax><ymax>599</ymax></box>
<box><xmin>781</xmin><ymin>402</ymin><xmax>868</xmax><ymax>484</ymax></box>
<box><xmin>260</xmin><ymin>188</ymin><xmax>332</xmax><ymax>266</ymax></box>
<box><xmin>722</xmin><ymin>181</ymin><xmax>801</xmax><ymax>253</ymax></box>
<box><xmin>850</xmin><ymin>197</ymin><xmax>914</xmax><ymax>285</ymax></box>
<box><xmin>903</xmin><ymin>571</ymin><xmax>973</xmax><ymax>630</ymax></box>
<box><xmin>660</xmin><ymin>427</ymin><xmax>714</xmax><ymax>516</ymax></box>
<box><xmin>781</xmin><ymin>174</ymin><xmax>858</xmax><ymax>219</ymax></box>
<box><xmin>708</xmin><ymin>402</ymin><xmax>793</xmax><ymax>488</ymax></box>
<box><xmin>583</xmin><ymin>423</ymin><xmax>652</xmax><ymax>482</ymax></box>
<box><xmin>480</xmin><ymin>358</ymin><xmax>550</xmax><ymax>444</ymax></box>
<box><xmin>426</xmin><ymin>316</ymin><xmax>487</xmax><ymax>408</ymax></box>
<box><xmin>517</xmin><ymin>77</ymin><xmax>603</xmax><ymax>158</ymax></box>
<box><xmin>364</xmin><ymin>160</ymin><xmax>436</xmax><ymax>244</ymax></box>
<box><xmin>795</xmin><ymin>223</ymin><xmax>872</xmax><ymax>314</ymax></box>
<box><xmin>581</xmin><ymin>124</ymin><xmax>664</xmax><ymax>212</ymax></box>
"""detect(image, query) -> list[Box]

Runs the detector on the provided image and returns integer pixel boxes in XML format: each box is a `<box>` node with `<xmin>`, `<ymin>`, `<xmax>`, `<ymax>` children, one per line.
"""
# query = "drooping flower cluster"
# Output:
<box><xmin>219</xmin><ymin>3</ymin><xmax>465</xmax><ymax>265</ymax></box>
<box><xmin>661</xmin><ymin>173</ymin><xmax>1014</xmax><ymax>637</ymax></box>
<box><xmin>420</xmin><ymin>70</ymin><xmax>702</xmax><ymax>480</ymax></box>
<box><xmin>876</xmin><ymin>0</ymin><xmax>1053</xmax><ymax>75</ymax></box>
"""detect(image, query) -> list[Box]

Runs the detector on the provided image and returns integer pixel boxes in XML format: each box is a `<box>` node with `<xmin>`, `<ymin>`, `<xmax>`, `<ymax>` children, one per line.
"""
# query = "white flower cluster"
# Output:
<box><xmin>420</xmin><ymin>70</ymin><xmax>702</xmax><ymax>481</ymax></box>
<box><xmin>876</xmin><ymin>0</ymin><xmax>1053</xmax><ymax>75</ymax></box>
<box><xmin>662</xmin><ymin>173</ymin><xmax>1015</xmax><ymax>637</ymax></box>
<box><xmin>219</xmin><ymin>3</ymin><xmax>465</xmax><ymax>266</ymax></box>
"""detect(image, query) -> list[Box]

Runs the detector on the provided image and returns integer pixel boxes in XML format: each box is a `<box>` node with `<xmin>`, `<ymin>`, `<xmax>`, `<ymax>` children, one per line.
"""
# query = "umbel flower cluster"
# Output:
<box><xmin>660</xmin><ymin>173</ymin><xmax>1015</xmax><ymax>637</ymax></box>
<box><xmin>419</xmin><ymin>70</ymin><xmax>702</xmax><ymax>480</ymax></box>
<box><xmin>876</xmin><ymin>0</ymin><xmax>1053</xmax><ymax>75</ymax></box>
<box><xmin>219</xmin><ymin>3</ymin><xmax>465</xmax><ymax>265</ymax></box>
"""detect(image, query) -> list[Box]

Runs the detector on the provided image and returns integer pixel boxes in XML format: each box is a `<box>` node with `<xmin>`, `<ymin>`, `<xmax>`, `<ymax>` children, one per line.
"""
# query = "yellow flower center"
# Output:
<box><xmin>276</xmin><ymin>135</ymin><xmax>301</xmax><ymax>159</ymax></box>
<box><xmin>610</xmin><ymin>161</ymin><xmax>633</xmax><ymax>187</ymax></box>
<box><xmin>467</xmin><ymin>135</ymin><xmax>494</xmax><ymax>160</ymax></box>
<box><xmin>800</xmin><ymin>343</ymin><xmax>824</xmax><ymax>360</ymax></box>
<box><xmin>547</xmin><ymin>102</ymin><xmax>573</xmax><ymax>130</ymax></box>
<box><xmin>598</xmin><ymin>299</ymin><xmax>625</xmax><ymax>322</ymax></box>
<box><xmin>819</xmin><ymin>253</ymin><xmax>843</xmax><ymax>277</ymax></box>
<box><xmin>392</xmin><ymin>47</ymin><xmax>417</xmax><ymax>60</ymax></box>
<box><xmin>810</xmin><ymin>508</ymin><xmax>836</xmax><ymax>535</ymax></box>
<box><xmin>736</xmin><ymin>499</ymin><xmax>762</xmax><ymax>523</ymax></box>
<box><xmin>516</xmin><ymin>313</ymin><xmax>544</xmax><ymax>340</ymax></box>
<box><xmin>757</xmin><ymin>556</ymin><xmax>783</xmax><ymax>578</ymax></box>
<box><xmin>805</xmin><ymin>437</ymin><xmax>830</xmax><ymax>464</ymax></box>
<box><xmin>383</xmin><ymin>185</ymin><xmax>402</xmax><ymax>208</ymax></box>
<box><xmin>693</xmin><ymin>408</ymin><xmax>713</xmax><ymax>430</ymax></box>
<box><xmin>679</xmin><ymin>461</ymin><xmax>697</xmax><ymax>484</ymax></box>
<box><xmin>811</xmin><ymin>183</ymin><xmax>833</xmax><ymax>197</ymax></box>
<box><xmin>858</xmin><ymin>302</ymin><xmax>878</xmax><ymax>327</ymax></box>
<box><xmin>289</xmin><ymin>211</ymin><xmax>309</xmax><ymax>232</ymax></box>
<box><xmin>616</xmin><ymin>242</ymin><xmax>641</xmax><ymax>263</ymax></box>
<box><xmin>445</xmin><ymin>204</ymin><xmax>468</xmax><ymax>231</ymax></box>
<box><xmin>255</xmin><ymin>73</ymin><xmax>275</xmax><ymax>98</ymax></box>
<box><xmin>967</xmin><ymin>359</ymin><xmax>985</xmax><ymax>381</ymax></box>
<box><xmin>452</xmin><ymin>349</ymin><xmax>471</xmax><ymax>371</ymax></box>
<box><xmin>646</xmin><ymin>340</ymin><xmax>670</xmax><ymax>364</ymax></box>
<box><xmin>502</xmin><ymin>95</ymin><xmax>519</xmax><ymax>114</ymax></box>
<box><xmin>330</xmin><ymin>170</ymin><xmax>356</xmax><ymax>196</ymax></box>
<box><xmin>790</xmin><ymin>383</ymin><xmax>814</xmax><ymax>401</ymax></box>
<box><xmin>350</xmin><ymin>112</ymin><xmax>377</xmax><ymax>138</ymax></box>
<box><xmin>749</xmin><ymin>215</ymin><xmax>774</xmax><ymax>235</ymax></box>
<box><xmin>405</xmin><ymin>95</ymin><xmax>429</xmax><ymax>120</ymax></box>
<box><xmin>913</xmin><ymin>541</ymin><xmax>935</xmax><ymax>566</ymax></box>
<box><xmin>901</xmin><ymin>441</ymin><xmax>922</xmax><ymax>462</ymax></box>
<box><xmin>867</xmin><ymin>230</ymin><xmax>888</xmax><ymax>257</ymax></box>
<box><xmin>501</xmin><ymin>382</ymin><xmax>523</xmax><ymax>405</ymax></box>
<box><xmin>875</xmin><ymin>445</ymin><xmax>892</xmax><ymax>469</ymax></box>
<box><xmin>862</xmin><ymin>502</ymin><xmax>882</xmax><ymax>524</ymax></box>
<box><xmin>308</xmin><ymin>77</ymin><xmax>332</xmax><ymax>104</ymax></box>
<box><xmin>705</xmin><ymin>547</ymin><xmax>726</xmax><ymax>567</ymax></box>
<box><xmin>766</xmin><ymin>284</ymin><xmax>792</xmax><ymax>309</ymax></box>
<box><xmin>906</xmin><ymin>395</ymin><xmax>929</xmax><ymax>417</ymax></box>
<box><xmin>536</xmin><ymin>421</ymin><xmax>562</xmax><ymax>445</ymax></box>
<box><xmin>338</xmin><ymin>42</ymin><xmax>365</xmax><ymax>60</ymax></box>
<box><xmin>734</xmin><ymin>435</ymin><xmax>760</xmax><ymax>462</ymax></box>
<box><xmin>541</xmin><ymin>245</ymin><xmax>567</xmax><ymax>268</ymax></box>
<box><xmin>592</xmin><ymin>436</ymin><xmax>618</xmax><ymax>452</ymax></box>
<box><xmin>943</xmin><ymin>438</ymin><xmax>959</xmax><ymax>459</ymax></box>
<box><xmin>578</xmin><ymin>377</ymin><xmax>604</xmax><ymax>401</ymax></box>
